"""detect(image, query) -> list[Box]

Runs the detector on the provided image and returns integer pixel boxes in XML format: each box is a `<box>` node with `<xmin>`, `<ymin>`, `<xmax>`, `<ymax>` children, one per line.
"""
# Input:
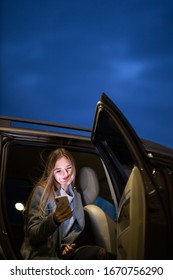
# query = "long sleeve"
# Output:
<box><xmin>27</xmin><ymin>186</ymin><xmax>58</xmax><ymax>245</ymax></box>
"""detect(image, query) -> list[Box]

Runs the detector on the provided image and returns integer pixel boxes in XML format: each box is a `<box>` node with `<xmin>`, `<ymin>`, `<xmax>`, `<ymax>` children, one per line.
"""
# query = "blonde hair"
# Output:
<box><xmin>25</xmin><ymin>148</ymin><xmax>76</xmax><ymax>222</ymax></box>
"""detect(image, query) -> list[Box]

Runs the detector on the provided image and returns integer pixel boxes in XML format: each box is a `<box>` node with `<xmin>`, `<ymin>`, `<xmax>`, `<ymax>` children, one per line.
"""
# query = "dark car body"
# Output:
<box><xmin>0</xmin><ymin>93</ymin><xmax>173</xmax><ymax>259</ymax></box>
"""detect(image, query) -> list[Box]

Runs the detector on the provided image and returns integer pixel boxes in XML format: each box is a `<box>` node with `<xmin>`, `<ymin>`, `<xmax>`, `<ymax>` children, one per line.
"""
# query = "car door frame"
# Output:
<box><xmin>91</xmin><ymin>93</ymin><xmax>170</xmax><ymax>259</ymax></box>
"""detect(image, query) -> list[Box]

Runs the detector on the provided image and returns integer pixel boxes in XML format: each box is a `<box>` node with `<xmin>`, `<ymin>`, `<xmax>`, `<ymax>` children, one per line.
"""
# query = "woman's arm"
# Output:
<box><xmin>27</xmin><ymin>186</ymin><xmax>59</xmax><ymax>245</ymax></box>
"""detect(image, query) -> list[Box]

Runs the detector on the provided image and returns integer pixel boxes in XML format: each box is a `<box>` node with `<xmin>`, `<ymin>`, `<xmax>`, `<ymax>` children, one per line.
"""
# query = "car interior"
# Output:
<box><xmin>2</xmin><ymin>141</ymin><xmax>118</xmax><ymax>259</ymax></box>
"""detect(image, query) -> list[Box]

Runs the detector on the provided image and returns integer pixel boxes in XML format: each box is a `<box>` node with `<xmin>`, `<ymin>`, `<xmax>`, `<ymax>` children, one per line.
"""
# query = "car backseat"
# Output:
<box><xmin>79</xmin><ymin>167</ymin><xmax>117</xmax><ymax>255</ymax></box>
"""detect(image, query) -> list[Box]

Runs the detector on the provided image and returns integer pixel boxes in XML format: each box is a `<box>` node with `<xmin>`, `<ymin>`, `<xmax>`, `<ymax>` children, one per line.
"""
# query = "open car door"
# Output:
<box><xmin>91</xmin><ymin>93</ymin><xmax>170</xmax><ymax>259</ymax></box>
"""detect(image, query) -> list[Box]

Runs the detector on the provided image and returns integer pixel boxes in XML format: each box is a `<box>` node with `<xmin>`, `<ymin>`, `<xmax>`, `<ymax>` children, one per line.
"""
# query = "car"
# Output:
<box><xmin>0</xmin><ymin>93</ymin><xmax>173</xmax><ymax>260</ymax></box>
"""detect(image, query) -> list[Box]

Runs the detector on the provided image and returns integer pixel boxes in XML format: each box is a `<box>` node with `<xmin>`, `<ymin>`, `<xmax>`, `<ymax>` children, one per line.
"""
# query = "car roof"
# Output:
<box><xmin>142</xmin><ymin>138</ymin><xmax>173</xmax><ymax>159</ymax></box>
<box><xmin>1</xmin><ymin>116</ymin><xmax>173</xmax><ymax>160</ymax></box>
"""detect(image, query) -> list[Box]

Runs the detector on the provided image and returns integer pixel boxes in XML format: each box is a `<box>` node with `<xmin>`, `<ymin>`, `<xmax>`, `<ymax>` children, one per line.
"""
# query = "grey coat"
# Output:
<box><xmin>21</xmin><ymin>185</ymin><xmax>85</xmax><ymax>259</ymax></box>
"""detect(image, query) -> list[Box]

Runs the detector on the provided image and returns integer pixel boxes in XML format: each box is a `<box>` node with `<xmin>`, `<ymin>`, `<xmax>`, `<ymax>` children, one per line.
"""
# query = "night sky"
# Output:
<box><xmin>1</xmin><ymin>0</ymin><xmax>173</xmax><ymax>148</ymax></box>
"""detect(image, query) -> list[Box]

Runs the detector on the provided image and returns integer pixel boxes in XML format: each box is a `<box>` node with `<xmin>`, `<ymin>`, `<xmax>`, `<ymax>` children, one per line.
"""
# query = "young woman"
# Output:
<box><xmin>21</xmin><ymin>148</ymin><xmax>108</xmax><ymax>259</ymax></box>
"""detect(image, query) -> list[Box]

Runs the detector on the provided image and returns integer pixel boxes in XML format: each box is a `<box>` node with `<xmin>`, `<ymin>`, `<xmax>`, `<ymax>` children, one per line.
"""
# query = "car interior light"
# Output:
<box><xmin>15</xmin><ymin>202</ymin><xmax>24</xmax><ymax>211</ymax></box>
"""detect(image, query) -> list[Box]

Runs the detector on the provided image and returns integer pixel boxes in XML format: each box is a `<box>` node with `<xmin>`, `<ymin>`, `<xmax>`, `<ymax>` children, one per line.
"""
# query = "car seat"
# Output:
<box><xmin>79</xmin><ymin>167</ymin><xmax>117</xmax><ymax>255</ymax></box>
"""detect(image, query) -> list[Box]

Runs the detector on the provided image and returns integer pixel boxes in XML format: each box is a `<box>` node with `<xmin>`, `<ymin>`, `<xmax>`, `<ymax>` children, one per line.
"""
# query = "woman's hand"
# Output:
<box><xmin>53</xmin><ymin>200</ymin><xmax>73</xmax><ymax>224</ymax></box>
<box><xmin>61</xmin><ymin>243</ymin><xmax>76</xmax><ymax>257</ymax></box>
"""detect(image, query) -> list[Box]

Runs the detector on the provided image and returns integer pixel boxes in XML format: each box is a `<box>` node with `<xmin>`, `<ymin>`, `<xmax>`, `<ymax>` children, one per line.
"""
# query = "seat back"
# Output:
<box><xmin>79</xmin><ymin>167</ymin><xmax>99</xmax><ymax>205</ymax></box>
<box><xmin>79</xmin><ymin>167</ymin><xmax>117</xmax><ymax>254</ymax></box>
<box><xmin>84</xmin><ymin>204</ymin><xmax>117</xmax><ymax>254</ymax></box>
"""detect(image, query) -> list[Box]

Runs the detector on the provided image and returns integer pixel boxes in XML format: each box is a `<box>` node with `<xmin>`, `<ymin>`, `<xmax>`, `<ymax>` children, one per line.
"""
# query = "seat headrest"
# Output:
<box><xmin>79</xmin><ymin>167</ymin><xmax>99</xmax><ymax>205</ymax></box>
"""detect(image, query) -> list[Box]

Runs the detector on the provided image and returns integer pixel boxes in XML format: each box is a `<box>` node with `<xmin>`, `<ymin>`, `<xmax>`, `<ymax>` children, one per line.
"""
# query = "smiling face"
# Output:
<box><xmin>53</xmin><ymin>156</ymin><xmax>74</xmax><ymax>190</ymax></box>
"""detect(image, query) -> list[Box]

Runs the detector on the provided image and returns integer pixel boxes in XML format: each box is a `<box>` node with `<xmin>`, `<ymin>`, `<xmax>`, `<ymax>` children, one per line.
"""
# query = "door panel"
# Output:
<box><xmin>92</xmin><ymin>93</ymin><xmax>172</xmax><ymax>259</ymax></box>
<box><xmin>117</xmin><ymin>166</ymin><xmax>146</xmax><ymax>259</ymax></box>
<box><xmin>92</xmin><ymin>93</ymin><xmax>148</xmax><ymax>259</ymax></box>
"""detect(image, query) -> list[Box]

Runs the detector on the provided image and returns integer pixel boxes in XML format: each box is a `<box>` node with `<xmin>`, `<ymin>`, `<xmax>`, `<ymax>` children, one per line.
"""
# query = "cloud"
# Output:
<box><xmin>1</xmin><ymin>0</ymin><xmax>173</xmax><ymax>148</ymax></box>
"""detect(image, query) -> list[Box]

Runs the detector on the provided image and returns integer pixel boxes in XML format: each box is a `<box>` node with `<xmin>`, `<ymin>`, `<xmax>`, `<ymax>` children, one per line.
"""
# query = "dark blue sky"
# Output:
<box><xmin>1</xmin><ymin>0</ymin><xmax>173</xmax><ymax>148</ymax></box>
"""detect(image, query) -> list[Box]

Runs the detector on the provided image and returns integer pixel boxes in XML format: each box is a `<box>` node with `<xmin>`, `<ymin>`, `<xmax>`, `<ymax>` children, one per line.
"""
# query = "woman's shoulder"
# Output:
<box><xmin>35</xmin><ymin>185</ymin><xmax>44</xmax><ymax>191</ymax></box>
<box><xmin>31</xmin><ymin>185</ymin><xmax>44</xmax><ymax>199</ymax></box>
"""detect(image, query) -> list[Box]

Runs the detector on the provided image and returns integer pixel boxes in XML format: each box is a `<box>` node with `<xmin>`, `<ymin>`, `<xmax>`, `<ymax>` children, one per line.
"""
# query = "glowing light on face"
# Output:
<box><xmin>54</xmin><ymin>156</ymin><xmax>73</xmax><ymax>188</ymax></box>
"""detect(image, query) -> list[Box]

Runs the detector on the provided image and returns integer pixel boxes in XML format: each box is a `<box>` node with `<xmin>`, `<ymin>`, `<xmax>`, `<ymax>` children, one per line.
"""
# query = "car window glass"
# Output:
<box><xmin>93</xmin><ymin>109</ymin><xmax>135</xmax><ymax>200</ymax></box>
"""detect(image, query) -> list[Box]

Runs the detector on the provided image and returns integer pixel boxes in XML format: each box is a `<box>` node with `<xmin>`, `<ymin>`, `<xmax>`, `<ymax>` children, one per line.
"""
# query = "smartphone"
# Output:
<box><xmin>55</xmin><ymin>195</ymin><xmax>71</xmax><ymax>209</ymax></box>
